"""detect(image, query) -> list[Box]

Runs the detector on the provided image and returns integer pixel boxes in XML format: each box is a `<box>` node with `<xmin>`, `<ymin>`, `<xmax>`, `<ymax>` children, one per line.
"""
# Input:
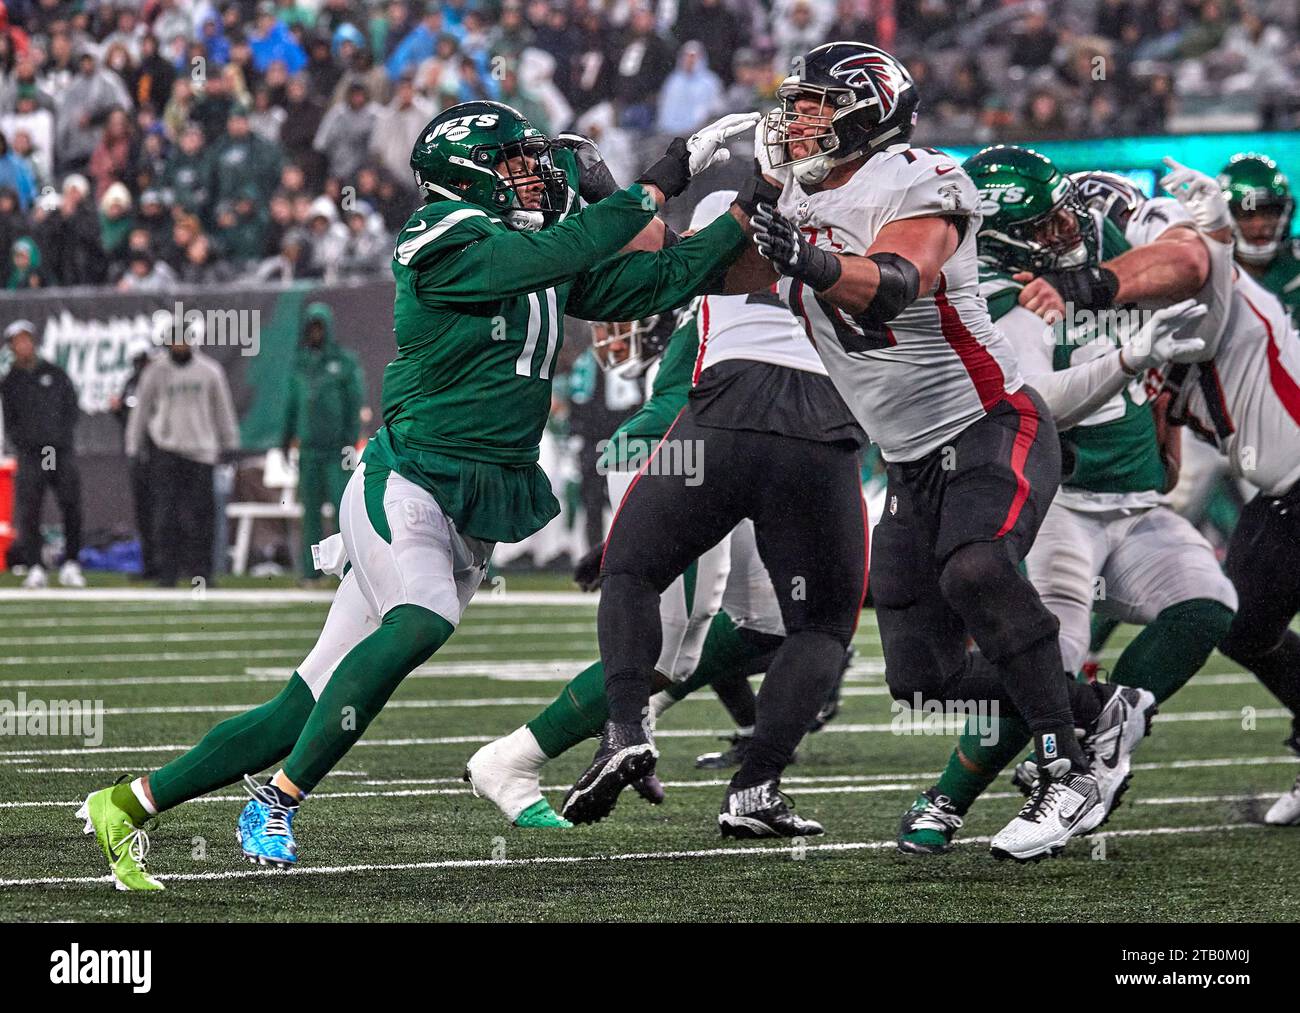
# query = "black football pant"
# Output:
<box><xmin>1218</xmin><ymin>481</ymin><xmax>1300</xmax><ymax>724</ymax></box>
<box><xmin>152</xmin><ymin>449</ymin><xmax>216</xmax><ymax>586</ymax></box>
<box><xmin>599</xmin><ymin>410</ymin><xmax>866</xmax><ymax>789</ymax></box>
<box><xmin>871</xmin><ymin>389</ymin><xmax>1099</xmax><ymax>765</ymax></box>
<box><xmin>10</xmin><ymin>447</ymin><xmax>82</xmax><ymax>568</ymax></box>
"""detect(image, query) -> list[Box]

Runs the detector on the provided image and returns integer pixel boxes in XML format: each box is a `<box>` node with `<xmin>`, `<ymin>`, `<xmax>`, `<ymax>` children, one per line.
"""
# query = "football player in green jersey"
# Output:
<box><xmin>898</xmin><ymin>146</ymin><xmax>1238</xmax><ymax>855</ymax></box>
<box><xmin>77</xmin><ymin>101</ymin><xmax>760</xmax><ymax>887</ymax></box>
<box><xmin>1219</xmin><ymin>152</ymin><xmax>1300</xmax><ymax>326</ymax></box>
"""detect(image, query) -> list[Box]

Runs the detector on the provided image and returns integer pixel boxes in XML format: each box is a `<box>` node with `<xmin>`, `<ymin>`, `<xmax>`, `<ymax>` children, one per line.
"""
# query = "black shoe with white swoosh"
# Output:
<box><xmin>718</xmin><ymin>780</ymin><xmax>824</xmax><ymax>839</ymax></box>
<box><xmin>561</xmin><ymin>720</ymin><xmax>658</xmax><ymax>825</ymax></box>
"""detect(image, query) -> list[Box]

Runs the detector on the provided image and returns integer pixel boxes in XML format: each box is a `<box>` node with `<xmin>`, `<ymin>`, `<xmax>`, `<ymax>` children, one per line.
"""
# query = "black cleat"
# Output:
<box><xmin>631</xmin><ymin>772</ymin><xmax>665</xmax><ymax>805</ymax></box>
<box><xmin>718</xmin><ymin>780</ymin><xmax>824</xmax><ymax>839</ymax></box>
<box><xmin>897</xmin><ymin>788</ymin><xmax>964</xmax><ymax>854</ymax></box>
<box><xmin>1284</xmin><ymin>719</ymin><xmax>1300</xmax><ymax>758</ymax></box>
<box><xmin>561</xmin><ymin>720</ymin><xmax>658</xmax><ymax>825</ymax></box>
<box><xmin>695</xmin><ymin>732</ymin><xmax>751</xmax><ymax>770</ymax></box>
<box><xmin>807</xmin><ymin>645</ymin><xmax>854</xmax><ymax>733</ymax></box>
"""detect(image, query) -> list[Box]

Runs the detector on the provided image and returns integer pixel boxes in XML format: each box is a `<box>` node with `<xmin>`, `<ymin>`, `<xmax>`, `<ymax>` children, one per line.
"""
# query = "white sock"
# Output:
<box><xmin>131</xmin><ymin>777</ymin><xmax>158</xmax><ymax>816</ymax></box>
<box><xmin>503</xmin><ymin>724</ymin><xmax>548</xmax><ymax>771</ymax></box>
<box><xmin>649</xmin><ymin>690</ymin><xmax>676</xmax><ymax>721</ymax></box>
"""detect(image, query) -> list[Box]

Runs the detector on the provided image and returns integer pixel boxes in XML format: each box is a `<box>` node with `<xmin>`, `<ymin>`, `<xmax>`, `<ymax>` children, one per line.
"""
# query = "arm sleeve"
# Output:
<box><xmin>411</xmin><ymin>186</ymin><xmax>660</xmax><ymax>304</ymax></box>
<box><xmin>342</xmin><ymin>354</ymin><xmax>364</xmax><ymax>445</ymax></box>
<box><xmin>213</xmin><ymin>369</ymin><xmax>241</xmax><ymax>452</ymax></box>
<box><xmin>124</xmin><ymin>366</ymin><xmax>154</xmax><ymax>458</ymax></box>
<box><xmin>565</xmin><ymin>211</ymin><xmax>748</xmax><ymax>322</ymax></box>
<box><xmin>1000</xmin><ymin>305</ymin><xmax>1132</xmax><ymax>431</ymax></box>
<box><xmin>282</xmin><ymin>373</ymin><xmax>299</xmax><ymax>447</ymax></box>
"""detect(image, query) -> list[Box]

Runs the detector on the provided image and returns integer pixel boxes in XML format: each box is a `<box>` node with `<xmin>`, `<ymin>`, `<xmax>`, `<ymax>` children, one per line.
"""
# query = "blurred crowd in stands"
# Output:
<box><xmin>0</xmin><ymin>0</ymin><xmax>1296</xmax><ymax>291</ymax></box>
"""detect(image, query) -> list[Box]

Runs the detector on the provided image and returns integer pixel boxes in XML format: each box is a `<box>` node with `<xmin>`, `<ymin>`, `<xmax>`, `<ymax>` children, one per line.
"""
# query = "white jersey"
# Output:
<box><xmin>1125</xmin><ymin>197</ymin><xmax>1236</xmax><ymax>359</ymax></box>
<box><xmin>1168</xmin><ymin>268</ymin><xmax>1300</xmax><ymax>496</ymax></box>
<box><xmin>776</xmin><ymin>143</ymin><xmax>1022</xmax><ymax>462</ymax></box>
<box><xmin>695</xmin><ymin>290</ymin><xmax>826</xmax><ymax>378</ymax></box>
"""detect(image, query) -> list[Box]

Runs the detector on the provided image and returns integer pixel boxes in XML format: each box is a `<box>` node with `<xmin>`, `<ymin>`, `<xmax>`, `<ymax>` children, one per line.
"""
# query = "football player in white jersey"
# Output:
<box><xmin>897</xmin><ymin>151</ymin><xmax>1237</xmax><ymax>854</ymax></box>
<box><xmin>715</xmin><ymin>41</ymin><xmax>1163</xmax><ymax>861</ymax></box>
<box><xmin>1152</xmin><ymin>161</ymin><xmax>1300</xmax><ymax>825</ymax></box>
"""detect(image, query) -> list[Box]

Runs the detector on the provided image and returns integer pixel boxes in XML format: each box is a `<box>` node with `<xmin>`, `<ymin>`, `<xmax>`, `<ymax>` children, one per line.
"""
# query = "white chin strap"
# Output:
<box><xmin>1056</xmin><ymin>240</ymin><xmax>1090</xmax><ymax>270</ymax></box>
<box><xmin>794</xmin><ymin>156</ymin><xmax>833</xmax><ymax>186</ymax></box>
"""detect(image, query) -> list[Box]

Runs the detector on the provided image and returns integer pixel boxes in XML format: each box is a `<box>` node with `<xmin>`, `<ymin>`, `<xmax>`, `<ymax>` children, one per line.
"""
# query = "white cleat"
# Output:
<box><xmin>990</xmin><ymin>758</ymin><xmax>1105</xmax><ymax>862</ymax></box>
<box><xmin>463</xmin><ymin>725</ymin><xmax>559</xmax><ymax>827</ymax></box>
<box><xmin>1264</xmin><ymin>772</ymin><xmax>1300</xmax><ymax>826</ymax></box>
<box><xmin>1082</xmin><ymin>686</ymin><xmax>1157</xmax><ymax>826</ymax></box>
<box><xmin>22</xmin><ymin>564</ymin><xmax>47</xmax><ymax>590</ymax></box>
<box><xmin>58</xmin><ymin>560</ymin><xmax>86</xmax><ymax>588</ymax></box>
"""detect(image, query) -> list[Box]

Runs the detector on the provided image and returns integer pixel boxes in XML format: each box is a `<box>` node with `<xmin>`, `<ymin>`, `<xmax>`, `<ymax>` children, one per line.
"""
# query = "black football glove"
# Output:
<box><xmin>572</xmin><ymin>540</ymin><xmax>605</xmax><ymax>592</ymax></box>
<box><xmin>636</xmin><ymin>137</ymin><xmax>691</xmax><ymax>201</ymax></box>
<box><xmin>752</xmin><ymin>202</ymin><xmax>842</xmax><ymax>291</ymax></box>
<box><xmin>1036</xmin><ymin>265</ymin><xmax>1120</xmax><ymax>310</ymax></box>
<box><xmin>552</xmin><ymin>133</ymin><xmax>620</xmax><ymax>204</ymax></box>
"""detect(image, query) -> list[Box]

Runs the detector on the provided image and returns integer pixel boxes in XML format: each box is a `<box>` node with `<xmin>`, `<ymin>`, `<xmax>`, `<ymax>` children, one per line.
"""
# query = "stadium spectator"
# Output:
<box><xmin>1</xmin><ymin>319</ymin><xmax>85</xmax><ymax>589</ymax></box>
<box><xmin>0</xmin><ymin>129</ymin><xmax>35</xmax><ymax>209</ymax></box>
<box><xmin>675</xmin><ymin>0</ymin><xmax>746</xmax><ymax>86</ymax></box>
<box><xmin>56</xmin><ymin>49</ymin><xmax>131</xmax><ymax>174</ymax></box>
<box><xmin>656</xmin><ymin>41</ymin><xmax>724</xmax><ymax>135</ymax></box>
<box><xmin>611</xmin><ymin>5</ymin><xmax>674</xmax><ymax>130</ymax></box>
<box><xmin>6</xmin><ymin>234</ymin><xmax>45</xmax><ymax>288</ymax></box>
<box><xmin>2</xmin><ymin>83</ymin><xmax>55</xmax><ymax>184</ymax></box>
<box><xmin>313</xmin><ymin>81</ymin><xmax>379</xmax><ymax>184</ymax></box>
<box><xmin>371</xmin><ymin>73</ymin><xmax>432</xmax><ymax>185</ymax></box>
<box><xmin>125</xmin><ymin>325</ymin><xmax>240</xmax><ymax>588</ymax></box>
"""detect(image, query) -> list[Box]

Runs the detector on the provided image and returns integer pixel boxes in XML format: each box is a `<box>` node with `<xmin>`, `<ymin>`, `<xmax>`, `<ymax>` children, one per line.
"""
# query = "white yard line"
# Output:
<box><xmin>0</xmin><ymin>589</ymin><xmax>600</xmax><ymax>605</ymax></box>
<box><xmin>0</xmin><ymin>823</ymin><xmax>1264</xmax><ymax>889</ymax></box>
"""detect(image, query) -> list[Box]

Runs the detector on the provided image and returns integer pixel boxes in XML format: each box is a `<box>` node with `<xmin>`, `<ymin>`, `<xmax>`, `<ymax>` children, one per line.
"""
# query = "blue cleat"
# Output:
<box><xmin>236</xmin><ymin>775</ymin><xmax>299</xmax><ymax>868</ymax></box>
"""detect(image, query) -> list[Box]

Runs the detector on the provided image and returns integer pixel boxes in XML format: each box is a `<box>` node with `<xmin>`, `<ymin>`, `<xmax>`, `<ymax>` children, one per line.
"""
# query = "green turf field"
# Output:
<box><xmin>2</xmin><ymin>587</ymin><xmax>1297</xmax><ymax>922</ymax></box>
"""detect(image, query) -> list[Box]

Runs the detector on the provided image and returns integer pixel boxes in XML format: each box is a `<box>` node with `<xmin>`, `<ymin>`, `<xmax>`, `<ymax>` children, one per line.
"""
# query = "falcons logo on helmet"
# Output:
<box><xmin>828</xmin><ymin>52</ymin><xmax>908</xmax><ymax>119</ymax></box>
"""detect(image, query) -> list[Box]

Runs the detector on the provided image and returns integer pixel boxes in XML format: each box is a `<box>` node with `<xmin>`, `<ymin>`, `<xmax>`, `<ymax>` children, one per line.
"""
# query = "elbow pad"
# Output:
<box><xmin>859</xmin><ymin>252</ymin><xmax>921</xmax><ymax>326</ymax></box>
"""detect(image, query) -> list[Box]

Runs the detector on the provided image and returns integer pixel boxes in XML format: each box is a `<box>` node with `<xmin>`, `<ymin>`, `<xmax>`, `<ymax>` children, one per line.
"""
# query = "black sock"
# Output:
<box><xmin>597</xmin><ymin>573</ymin><xmax>663</xmax><ymax>724</ymax></box>
<box><xmin>732</xmin><ymin>631</ymin><xmax>845</xmax><ymax>789</ymax></box>
<box><xmin>710</xmin><ymin>666</ymin><xmax>758</xmax><ymax>729</ymax></box>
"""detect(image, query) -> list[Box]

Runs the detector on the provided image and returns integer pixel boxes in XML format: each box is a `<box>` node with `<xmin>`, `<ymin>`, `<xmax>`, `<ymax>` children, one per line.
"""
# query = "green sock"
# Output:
<box><xmin>934</xmin><ymin>714</ymin><xmax>1033</xmax><ymax>814</ymax></box>
<box><xmin>149</xmin><ymin>674</ymin><xmax>316</xmax><ymax>813</ymax></box>
<box><xmin>1088</xmin><ymin>612</ymin><xmax>1122</xmax><ymax>658</ymax></box>
<box><xmin>1205</xmin><ymin>484</ymin><xmax>1241</xmax><ymax>543</ymax></box>
<box><xmin>526</xmin><ymin>659</ymin><xmax>608</xmax><ymax>758</ymax></box>
<box><xmin>1109</xmin><ymin>598</ymin><xmax>1235</xmax><ymax>703</ymax></box>
<box><xmin>283</xmin><ymin>604</ymin><xmax>454</xmax><ymax>792</ymax></box>
<box><xmin>525</xmin><ymin>612</ymin><xmax>771</xmax><ymax>759</ymax></box>
<box><xmin>111</xmin><ymin>781</ymin><xmax>150</xmax><ymax>826</ymax></box>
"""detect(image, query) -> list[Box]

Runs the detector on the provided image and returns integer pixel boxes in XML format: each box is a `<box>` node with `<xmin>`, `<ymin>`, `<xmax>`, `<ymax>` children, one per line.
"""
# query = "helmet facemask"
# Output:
<box><xmin>983</xmin><ymin>193</ymin><xmax>1096</xmax><ymax>276</ymax></box>
<box><xmin>417</xmin><ymin>134</ymin><xmax>569</xmax><ymax>232</ymax></box>
<box><xmin>764</xmin><ymin>80</ymin><xmax>910</xmax><ymax>186</ymax></box>
<box><xmin>1229</xmin><ymin>195</ymin><xmax>1294</xmax><ymax>266</ymax></box>
<box><xmin>592</xmin><ymin>316</ymin><xmax>664</xmax><ymax>380</ymax></box>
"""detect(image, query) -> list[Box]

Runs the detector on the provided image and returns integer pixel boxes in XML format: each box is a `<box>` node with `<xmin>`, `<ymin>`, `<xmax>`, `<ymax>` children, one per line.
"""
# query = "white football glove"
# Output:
<box><xmin>685</xmin><ymin>112</ymin><xmax>762</xmax><ymax>177</ymax></box>
<box><xmin>1122</xmin><ymin>298</ymin><xmax>1209</xmax><ymax>371</ymax></box>
<box><xmin>753</xmin><ymin>115</ymin><xmax>792</xmax><ymax>188</ymax></box>
<box><xmin>1160</xmin><ymin>156</ymin><xmax>1233</xmax><ymax>234</ymax></box>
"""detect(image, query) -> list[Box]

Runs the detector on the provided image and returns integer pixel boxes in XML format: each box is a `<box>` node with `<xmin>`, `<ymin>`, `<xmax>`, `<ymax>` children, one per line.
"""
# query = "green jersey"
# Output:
<box><xmin>598</xmin><ymin>306</ymin><xmax>700</xmax><ymax>471</ymax></box>
<box><xmin>366</xmin><ymin>180</ymin><xmax>747</xmax><ymax>543</ymax></box>
<box><xmin>1251</xmin><ymin>238</ymin><xmax>1300</xmax><ymax>329</ymax></box>
<box><xmin>980</xmin><ymin>217</ymin><xmax>1165</xmax><ymax>497</ymax></box>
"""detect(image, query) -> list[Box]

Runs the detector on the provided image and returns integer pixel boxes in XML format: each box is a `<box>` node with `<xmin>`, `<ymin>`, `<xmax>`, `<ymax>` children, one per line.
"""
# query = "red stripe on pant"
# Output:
<box><xmin>995</xmin><ymin>390</ymin><xmax>1040</xmax><ymax>539</ymax></box>
<box><xmin>599</xmin><ymin>407</ymin><xmax>686</xmax><ymax>570</ymax></box>
<box><xmin>850</xmin><ymin>488</ymin><xmax>871</xmax><ymax>636</ymax></box>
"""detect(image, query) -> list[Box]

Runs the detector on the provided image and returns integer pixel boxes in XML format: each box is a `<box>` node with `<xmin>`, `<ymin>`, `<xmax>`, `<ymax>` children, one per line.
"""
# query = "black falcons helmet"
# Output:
<box><xmin>762</xmin><ymin>41</ymin><xmax>919</xmax><ymax>185</ymax></box>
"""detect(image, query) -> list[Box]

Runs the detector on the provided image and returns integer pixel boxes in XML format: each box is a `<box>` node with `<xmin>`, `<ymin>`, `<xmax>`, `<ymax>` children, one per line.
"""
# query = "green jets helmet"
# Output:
<box><xmin>1217</xmin><ymin>152</ymin><xmax>1294</xmax><ymax>266</ymax></box>
<box><xmin>965</xmin><ymin>144</ymin><xmax>1096</xmax><ymax>274</ymax></box>
<box><xmin>409</xmin><ymin>100</ymin><xmax>568</xmax><ymax>232</ymax></box>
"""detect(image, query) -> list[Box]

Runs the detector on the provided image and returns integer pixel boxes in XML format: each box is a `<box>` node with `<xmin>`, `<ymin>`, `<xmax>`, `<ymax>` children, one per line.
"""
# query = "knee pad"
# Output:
<box><xmin>939</xmin><ymin>541</ymin><xmax>1059</xmax><ymax>663</ymax></box>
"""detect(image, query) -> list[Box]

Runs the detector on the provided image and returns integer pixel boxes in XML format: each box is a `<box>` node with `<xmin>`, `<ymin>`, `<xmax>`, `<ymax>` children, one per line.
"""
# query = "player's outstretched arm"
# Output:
<box><xmin>565</xmin><ymin>208</ymin><xmax>751</xmax><ymax>322</ymax></box>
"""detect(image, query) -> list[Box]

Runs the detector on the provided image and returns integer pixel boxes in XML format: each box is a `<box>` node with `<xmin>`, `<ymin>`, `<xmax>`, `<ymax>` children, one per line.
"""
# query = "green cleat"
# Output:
<box><xmin>514</xmin><ymin>799</ymin><xmax>572</xmax><ymax>829</ymax></box>
<box><xmin>897</xmin><ymin>789</ymin><xmax>964</xmax><ymax>855</ymax></box>
<box><xmin>77</xmin><ymin>786</ymin><xmax>165</xmax><ymax>891</ymax></box>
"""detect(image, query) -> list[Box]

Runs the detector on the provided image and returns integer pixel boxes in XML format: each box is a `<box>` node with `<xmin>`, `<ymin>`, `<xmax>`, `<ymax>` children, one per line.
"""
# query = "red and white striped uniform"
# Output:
<box><xmin>1172</xmin><ymin>267</ymin><xmax>1300</xmax><ymax>497</ymax></box>
<box><xmin>692</xmin><ymin>290</ymin><xmax>826</xmax><ymax>381</ymax></box>
<box><xmin>775</xmin><ymin>144</ymin><xmax>1022</xmax><ymax>462</ymax></box>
